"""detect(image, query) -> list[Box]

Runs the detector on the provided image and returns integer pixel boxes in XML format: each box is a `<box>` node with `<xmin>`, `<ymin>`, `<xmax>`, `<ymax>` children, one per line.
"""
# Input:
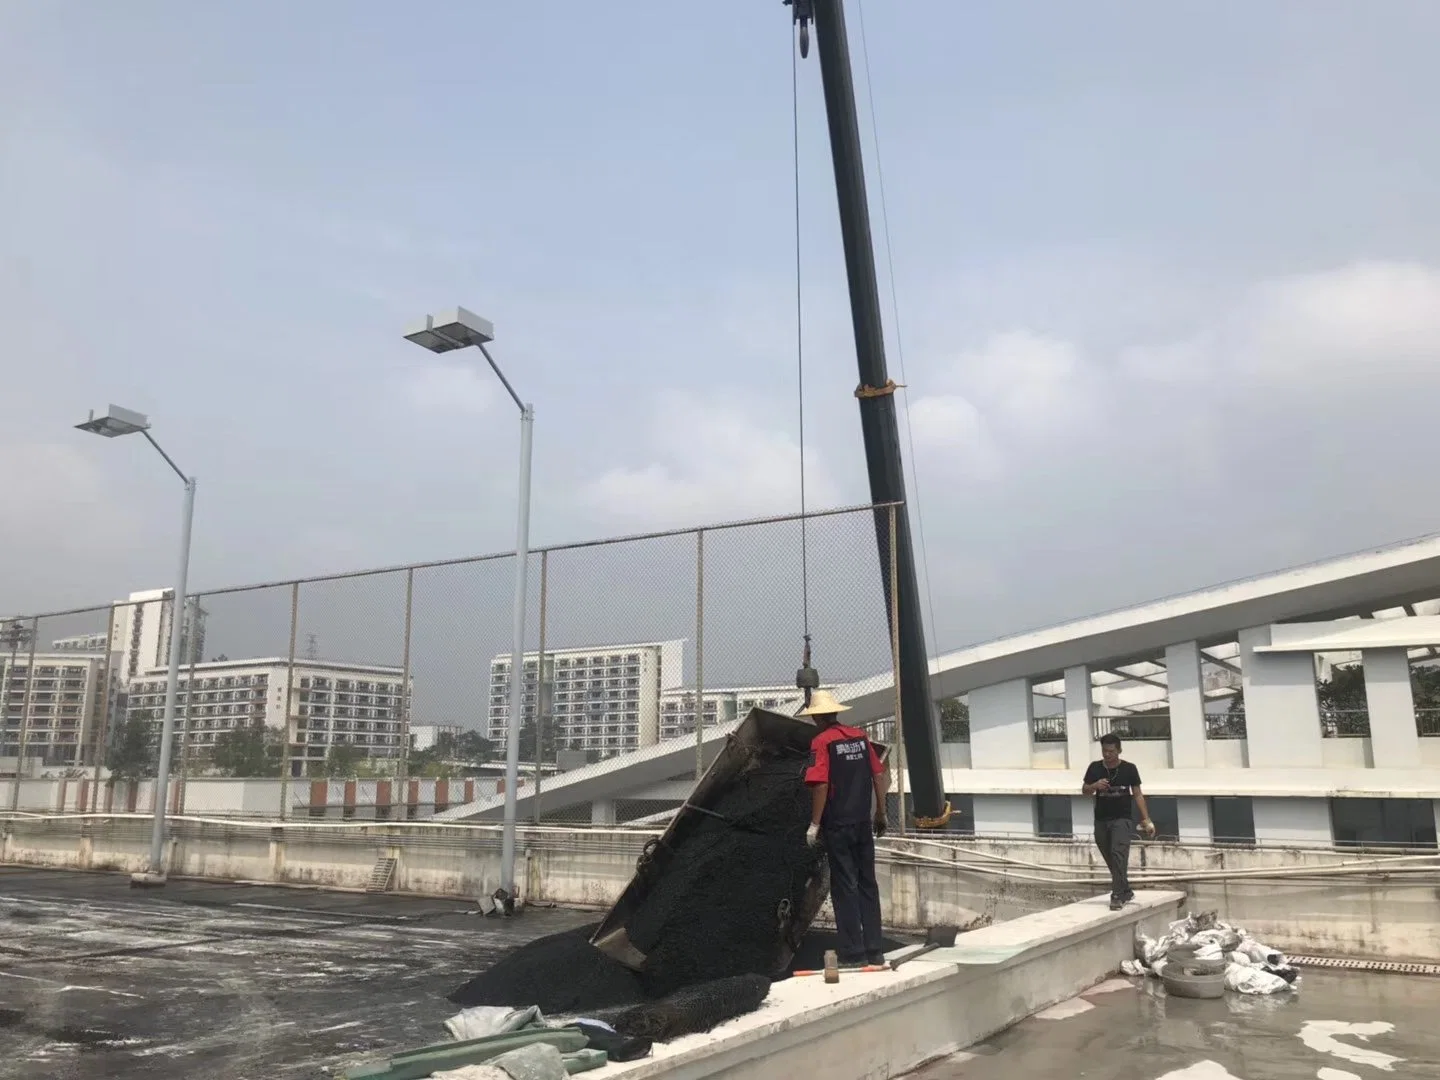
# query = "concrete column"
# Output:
<box><xmin>590</xmin><ymin>799</ymin><xmax>617</xmax><ymax>825</ymax></box>
<box><xmin>1238</xmin><ymin>626</ymin><xmax>1324</xmax><ymax>768</ymax></box>
<box><xmin>1064</xmin><ymin>666</ymin><xmax>1093</xmax><ymax>772</ymax></box>
<box><xmin>1165</xmin><ymin>641</ymin><xmax>1207</xmax><ymax>768</ymax></box>
<box><xmin>1175</xmin><ymin>796</ymin><xmax>1210</xmax><ymax>844</ymax></box>
<box><xmin>969</xmin><ymin>680</ymin><xmax>1034</xmax><ymax>768</ymax></box>
<box><xmin>1361</xmin><ymin>648</ymin><xmax>1420</xmax><ymax>769</ymax></box>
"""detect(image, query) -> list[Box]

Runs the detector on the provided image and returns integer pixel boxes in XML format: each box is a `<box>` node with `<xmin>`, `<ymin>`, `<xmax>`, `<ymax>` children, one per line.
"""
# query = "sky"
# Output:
<box><xmin>4</xmin><ymin>0</ymin><xmax>1440</xmax><ymax>706</ymax></box>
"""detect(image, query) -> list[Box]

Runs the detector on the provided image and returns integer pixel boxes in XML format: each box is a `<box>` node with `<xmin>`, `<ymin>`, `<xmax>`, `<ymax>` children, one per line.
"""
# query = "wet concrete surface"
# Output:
<box><xmin>910</xmin><ymin>969</ymin><xmax>1440</xmax><ymax>1079</ymax></box>
<box><xmin>0</xmin><ymin>867</ymin><xmax>595</xmax><ymax>1079</ymax></box>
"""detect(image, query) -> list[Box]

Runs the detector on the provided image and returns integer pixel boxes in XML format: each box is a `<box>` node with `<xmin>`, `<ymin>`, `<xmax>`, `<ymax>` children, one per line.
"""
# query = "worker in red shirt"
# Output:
<box><xmin>800</xmin><ymin>689</ymin><xmax>890</xmax><ymax>966</ymax></box>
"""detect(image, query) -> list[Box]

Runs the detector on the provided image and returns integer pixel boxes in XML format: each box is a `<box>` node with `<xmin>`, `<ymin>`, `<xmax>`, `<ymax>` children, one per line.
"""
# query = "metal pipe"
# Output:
<box><xmin>398</xmin><ymin>568</ymin><xmax>414</xmax><ymax>783</ymax></box>
<box><xmin>809</xmin><ymin>0</ymin><xmax>944</xmax><ymax>820</ymax></box>
<box><xmin>501</xmin><ymin>403</ymin><xmax>535</xmax><ymax>895</ymax></box>
<box><xmin>279</xmin><ymin>582</ymin><xmax>299</xmax><ymax>820</ymax></box>
<box><xmin>694</xmin><ymin>528</ymin><xmax>706</xmax><ymax>780</ymax></box>
<box><xmin>148</xmin><ymin>477</ymin><xmax>196</xmax><ymax>873</ymax></box>
<box><xmin>534</xmin><ymin>549</ymin><xmax>549</xmax><ymax>826</ymax></box>
<box><xmin>8</xmin><ymin>619</ymin><xmax>39</xmax><ymax>812</ymax></box>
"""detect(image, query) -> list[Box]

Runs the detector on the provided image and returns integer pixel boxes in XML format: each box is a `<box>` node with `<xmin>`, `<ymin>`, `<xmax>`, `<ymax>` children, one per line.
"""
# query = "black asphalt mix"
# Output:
<box><xmin>0</xmin><ymin>868</ymin><xmax>594</xmax><ymax>1079</ymax></box>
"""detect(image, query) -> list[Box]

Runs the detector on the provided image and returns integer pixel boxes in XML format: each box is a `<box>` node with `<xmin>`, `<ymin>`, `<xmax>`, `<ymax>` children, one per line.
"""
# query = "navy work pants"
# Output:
<box><xmin>823</xmin><ymin>821</ymin><xmax>883</xmax><ymax>962</ymax></box>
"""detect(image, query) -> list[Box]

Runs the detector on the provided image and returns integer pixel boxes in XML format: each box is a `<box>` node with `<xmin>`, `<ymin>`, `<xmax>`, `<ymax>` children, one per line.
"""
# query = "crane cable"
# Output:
<box><xmin>791</xmin><ymin>8</ymin><xmax>818</xmax><ymax>705</ymax></box>
<box><xmin>854</xmin><ymin>0</ymin><xmax>942</xmax><ymax>669</ymax></box>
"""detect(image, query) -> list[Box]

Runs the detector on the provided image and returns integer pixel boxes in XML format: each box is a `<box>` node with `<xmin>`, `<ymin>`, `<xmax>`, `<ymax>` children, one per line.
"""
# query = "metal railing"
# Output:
<box><xmin>1091</xmin><ymin>713</ymin><xmax>1172</xmax><ymax>742</ymax></box>
<box><xmin>1321</xmin><ymin>708</ymin><xmax>1372</xmax><ymax>739</ymax></box>
<box><xmin>1031</xmin><ymin>715</ymin><xmax>1067</xmax><ymax>743</ymax></box>
<box><xmin>3</xmin><ymin>503</ymin><xmax>903</xmax><ymax>824</ymax></box>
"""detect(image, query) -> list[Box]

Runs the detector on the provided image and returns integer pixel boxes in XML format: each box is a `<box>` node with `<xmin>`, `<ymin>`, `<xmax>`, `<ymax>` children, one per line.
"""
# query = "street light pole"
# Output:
<box><xmin>76</xmin><ymin>405</ymin><xmax>195</xmax><ymax>885</ymax></box>
<box><xmin>149</xmin><ymin>474</ymin><xmax>196</xmax><ymax>875</ymax></box>
<box><xmin>403</xmin><ymin>308</ymin><xmax>532</xmax><ymax>907</ymax></box>
<box><xmin>502</xmin><ymin>403</ymin><xmax>534</xmax><ymax>898</ymax></box>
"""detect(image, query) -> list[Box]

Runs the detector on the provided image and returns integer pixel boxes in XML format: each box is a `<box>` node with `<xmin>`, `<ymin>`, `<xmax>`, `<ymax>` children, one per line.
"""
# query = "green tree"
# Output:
<box><xmin>516</xmin><ymin>721</ymin><xmax>554</xmax><ymax>763</ymax></box>
<box><xmin>1316</xmin><ymin>664</ymin><xmax>1369</xmax><ymax>736</ymax></box>
<box><xmin>938</xmin><ymin>697</ymin><xmax>970</xmax><ymax>742</ymax></box>
<box><xmin>107</xmin><ymin>715</ymin><xmax>156</xmax><ymax>781</ymax></box>
<box><xmin>455</xmin><ymin>729</ymin><xmax>494</xmax><ymax>762</ymax></box>
<box><xmin>1412</xmin><ymin>665</ymin><xmax>1440</xmax><ymax>710</ymax></box>
<box><xmin>321</xmin><ymin>742</ymin><xmax>366</xmax><ymax>777</ymax></box>
<box><xmin>211</xmin><ymin>721</ymin><xmax>283</xmax><ymax>777</ymax></box>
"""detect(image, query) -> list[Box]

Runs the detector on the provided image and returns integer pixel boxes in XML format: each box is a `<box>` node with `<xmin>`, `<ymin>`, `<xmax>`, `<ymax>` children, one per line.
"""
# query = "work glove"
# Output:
<box><xmin>1140</xmin><ymin>819</ymin><xmax>1157</xmax><ymax>839</ymax></box>
<box><xmin>873</xmin><ymin>816</ymin><xmax>888</xmax><ymax>839</ymax></box>
<box><xmin>806</xmin><ymin>823</ymin><xmax>820</xmax><ymax>847</ymax></box>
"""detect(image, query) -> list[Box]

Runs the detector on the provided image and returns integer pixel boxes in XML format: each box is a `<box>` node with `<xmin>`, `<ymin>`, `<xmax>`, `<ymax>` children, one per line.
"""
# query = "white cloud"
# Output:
<box><xmin>402</xmin><ymin>363</ymin><xmax>494</xmax><ymax>416</ymax></box>
<box><xmin>959</xmin><ymin>331</ymin><xmax>1087</xmax><ymax>428</ymax></box>
<box><xmin>1237</xmin><ymin>260</ymin><xmax>1440</xmax><ymax>378</ymax></box>
<box><xmin>581</xmin><ymin>392</ymin><xmax>840</xmax><ymax>529</ymax></box>
<box><xmin>906</xmin><ymin>330</ymin><xmax>1090</xmax><ymax>478</ymax></box>
<box><xmin>906</xmin><ymin>394</ymin><xmax>1003</xmax><ymax>480</ymax></box>
<box><xmin>1126</xmin><ymin>260</ymin><xmax>1440</xmax><ymax>385</ymax></box>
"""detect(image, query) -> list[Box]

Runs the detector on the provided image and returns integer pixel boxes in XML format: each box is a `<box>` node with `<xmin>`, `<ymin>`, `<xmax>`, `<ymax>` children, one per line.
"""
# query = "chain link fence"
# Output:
<box><xmin>3</xmin><ymin>503</ymin><xmax>903</xmax><ymax>824</ymax></box>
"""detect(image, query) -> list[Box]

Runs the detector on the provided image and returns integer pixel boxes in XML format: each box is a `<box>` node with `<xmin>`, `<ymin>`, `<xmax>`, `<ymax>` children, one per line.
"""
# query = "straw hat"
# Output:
<box><xmin>796</xmin><ymin>688</ymin><xmax>850</xmax><ymax>716</ymax></box>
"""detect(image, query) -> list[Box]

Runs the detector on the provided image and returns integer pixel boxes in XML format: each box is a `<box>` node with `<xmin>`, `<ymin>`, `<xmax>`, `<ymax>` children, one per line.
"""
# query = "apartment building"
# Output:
<box><xmin>657</xmin><ymin>684</ymin><xmax>833</xmax><ymax>741</ymax></box>
<box><xmin>109</xmin><ymin>588</ymin><xmax>207</xmax><ymax>681</ymax></box>
<box><xmin>487</xmin><ymin>641</ymin><xmax>684</xmax><ymax>756</ymax></box>
<box><xmin>1</xmin><ymin>650</ymin><xmax>110</xmax><ymax>767</ymax></box>
<box><xmin>125</xmin><ymin>657</ymin><xmax>410</xmax><ymax>769</ymax></box>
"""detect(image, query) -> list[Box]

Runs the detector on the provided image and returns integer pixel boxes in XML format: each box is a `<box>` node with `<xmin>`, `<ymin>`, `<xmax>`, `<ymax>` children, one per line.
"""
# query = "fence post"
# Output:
<box><xmin>534</xmin><ymin>549</ymin><xmax>549</xmax><ymax>825</ymax></box>
<box><xmin>178</xmin><ymin>596</ymin><xmax>201</xmax><ymax>797</ymax></box>
<box><xmin>91</xmin><ymin>606</ymin><xmax>116</xmax><ymax>786</ymax></box>
<box><xmin>10</xmin><ymin>618</ymin><xmax>39</xmax><ymax>812</ymax></box>
<box><xmin>888</xmin><ymin>506</ymin><xmax>906</xmax><ymax>831</ymax></box>
<box><xmin>399</xmin><ymin>568</ymin><xmax>414</xmax><ymax>783</ymax></box>
<box><xmin>279</xmin><ymin>582</ymin><xmax>300</xmax><ymax>821</ymax></box>
<box><xmin>694</xmin><ymin>528</ymin><xmax>706</xmax><ymax>781</ymax></box>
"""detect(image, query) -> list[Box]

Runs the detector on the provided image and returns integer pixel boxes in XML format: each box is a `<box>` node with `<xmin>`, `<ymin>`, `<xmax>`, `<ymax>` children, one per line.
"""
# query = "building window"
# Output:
<box><xmin>1331</xmin><ymin>798</ymin><xmax>1438</xmax><ymax>849</ymax></box>
<box><xmin>1036</xmin><ymin>795</ymin><xmax>1073</xmax><ymax>838</ymax></box>
<box><xmin>1208</xmin><ymin>797</ymin><xmax>1255</xmax><ymax>845</ymax></box>
<box><xmin>944</xmin><ymin>793</ymin><xmax>975</xmax><ymax>835</ymax></box>
<box><xmin>1137</xmin><ymin>796</ymin><xmax>1180</xmax><ymax>841</ymax></box>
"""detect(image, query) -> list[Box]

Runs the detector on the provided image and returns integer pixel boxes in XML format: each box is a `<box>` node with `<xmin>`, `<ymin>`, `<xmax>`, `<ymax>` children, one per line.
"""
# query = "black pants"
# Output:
<box><xmin>1095</xmin><ymin>817</ymin><xmax>1134</xmax><ymax>898</ymax></box>
<box><xmin>823</xmin><ymin>821</ymin><xmax>883</xmax><ymax>961</ymax></box>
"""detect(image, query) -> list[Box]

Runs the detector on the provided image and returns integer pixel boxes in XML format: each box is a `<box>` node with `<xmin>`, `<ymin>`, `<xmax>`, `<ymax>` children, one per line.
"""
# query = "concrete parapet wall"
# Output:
<box><xmin>603</xmin><ymin>891</ymin><xmax>1184</xmax><ymax>1080</ymax></box>
<box><xmin>2</xmin><ymin>819</ymin><xmax>1435</xmax><ymax>962</ymax></box>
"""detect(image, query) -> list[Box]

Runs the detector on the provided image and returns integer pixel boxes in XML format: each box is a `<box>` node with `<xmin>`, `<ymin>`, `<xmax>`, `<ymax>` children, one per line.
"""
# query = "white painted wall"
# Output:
<box><xmin>1165</xmin><ymin>642</ymin><xmax>1207</xmax><ymax>768</ymax></box>
<box><xmin>973</xmin><ymin>794</ymin><xmax>1034</xmax><ymax>836</ymax></box>
<box><xmin>1362</xmin><ymin>648</ymin><xmax>1421</xmax><ymax>768</ymax></box>
<box><xmin>1239</xmin><ymin>626</ymin><xmax>1325</xmax><ymax>767</ymax></box>
<box><xmin>1119</xmin><ymin>742</ymin><xmax>1170</xmax><ymax>773</ymax></box>
<box><xmin>1204</xmin><ymin>739</ymin><xmax>1248</xmax><ymax>767</ymax></box>
<box><xmin>1251</xmin><ymin>796</ymin><xmax>1332</xmax><ymax>845</ymax></box>
<box><xmin>1030</xmin><ymin>744</ymin><xmax>1068</xmax><ymax>770</ymax></box>
<box><xmin>938</xmin><ymin>743</ymin><xmax>972</xmax><ymax>770</ymax></box>
<box><xmin>1322</xmin><ymin>738</ymin><xmax>1373</xmax><ymax>768</ymax></box>
<box><xmin>968</xmin><ymin>680</ymin><xmax>1033</xmax><ymax>768</ymax></box>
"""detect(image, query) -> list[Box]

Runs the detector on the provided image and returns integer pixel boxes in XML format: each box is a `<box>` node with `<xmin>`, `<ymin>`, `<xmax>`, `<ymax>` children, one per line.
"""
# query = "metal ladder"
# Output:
<box><xmin>366</xmin><ymin>855</ymin><xmax>397</xmax><ymax>894</ymax></box>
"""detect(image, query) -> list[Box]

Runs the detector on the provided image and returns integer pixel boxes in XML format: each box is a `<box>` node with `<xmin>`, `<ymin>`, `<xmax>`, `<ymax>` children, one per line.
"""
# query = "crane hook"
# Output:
<box><xmin>785</xmin><ymin>0</ymin><xmax>813</xmax><ymax>59</ymax></box>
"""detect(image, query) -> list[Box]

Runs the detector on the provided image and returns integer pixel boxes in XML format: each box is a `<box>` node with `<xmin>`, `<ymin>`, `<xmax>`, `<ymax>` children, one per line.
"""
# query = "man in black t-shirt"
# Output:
<box><xmin>1082</xmin><ymin>733</ymin><xmax>1156</xmax><ymax>910</ymax></box>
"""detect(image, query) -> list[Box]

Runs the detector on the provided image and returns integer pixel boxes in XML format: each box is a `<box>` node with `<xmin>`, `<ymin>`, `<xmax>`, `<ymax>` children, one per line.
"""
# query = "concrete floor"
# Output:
<box><xmin>0</xmin><ymin>867</ymin><xmax>595</xmax><ymax>1080</ymax></box>
<box><xmin>909</xmin><ymin>969</ymin><xmax>1439</xmax><ymax>1080</ymax></box>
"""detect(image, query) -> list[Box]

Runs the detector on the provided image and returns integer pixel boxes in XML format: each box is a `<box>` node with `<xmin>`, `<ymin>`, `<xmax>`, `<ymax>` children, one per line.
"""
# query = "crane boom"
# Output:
<box><xmin>787</xmin><ymin>0</ymin><xmax>948</xmax><ymax>826</ymax></box>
